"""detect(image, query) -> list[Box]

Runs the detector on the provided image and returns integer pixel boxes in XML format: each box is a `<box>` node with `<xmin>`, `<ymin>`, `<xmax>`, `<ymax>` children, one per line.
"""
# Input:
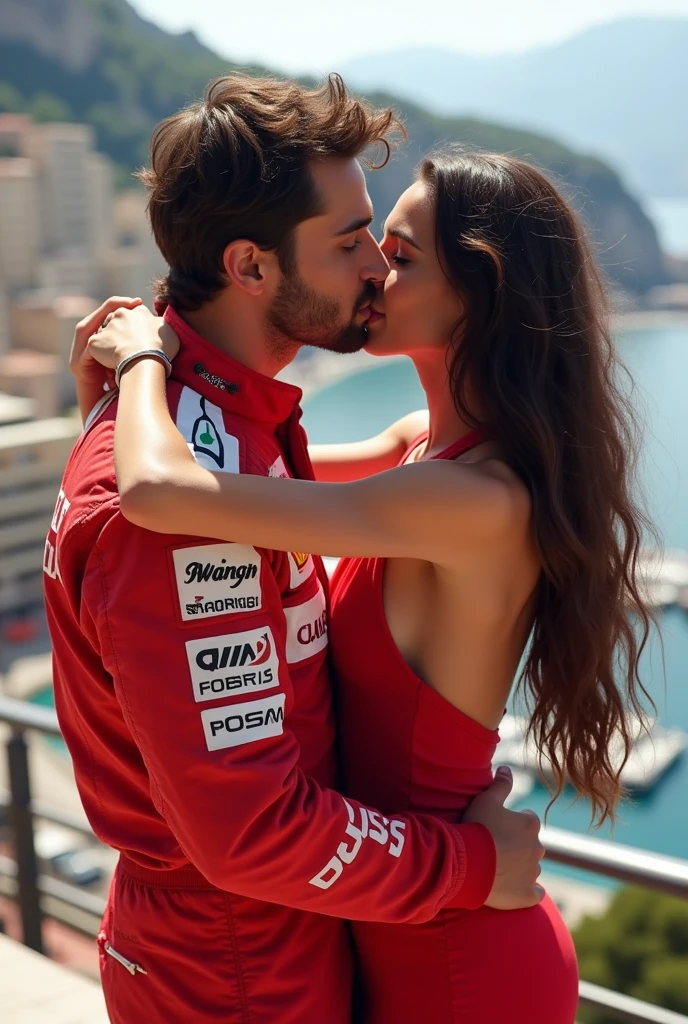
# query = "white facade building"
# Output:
<box><xmin>86</xmin><ymin>150</ymin><xmax>115</xmax><ymax>259</ymax></box>
<box><xmin>0</xmin><ymin>414</ymin><xmax>80</xmax><ymax>614</ymax></box>
<box><xmin>0</xmin><ymin>158</ymin><xmax>41</xmax><ymax>290</ymax></box>
<box><xmin>112</xmin><ymin>189</ymin><xmax>167</xmax><ymax>307</ymax></box>
<box><xmin>28</xmin><ymin>122</ymin><xmax>96</xmax><ymax>254</ymax></box>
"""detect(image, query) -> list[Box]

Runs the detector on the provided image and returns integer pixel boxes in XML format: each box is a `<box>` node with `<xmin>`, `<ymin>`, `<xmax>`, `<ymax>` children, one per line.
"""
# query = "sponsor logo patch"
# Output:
<box><xmin>185</xmin><ymin>626</ymin><xmax>279</xmax><ymax>701</ymax></box>
<box><xmin>283</xmin><ymin>585</ymin><xmax>328</xmax><ymax>663</ymax></box>
<box><xmin>175</xmin><ymin>387</ymin><xmax>240</xmax><ymax>473</ymax></box>
<box><xmin>309</xmin><ymin>801</ymin><xmax>407</xmax><ymax>890</ymax></box>
<box><xmin>287</xmin><ymin>550</ymin><xmax>315</xmax><ymax>590</ymax></box>
<box><xmin>43</xmin><ymin>488</ymin><xmax>71</xmax><ymax>581</ymax></box>
<box><xmin>267</xmin><ymin>456</ymin><xmax>289</xmax><ymax>478</ymax></box>
<box><xmin>201</xmin><ymin>693</ymin><xmax>286</xmax><ymax>751</ymax></box>
<box><xmin>172</xmin><ymin>543</ymin><xmax>262</xmax><ymax>621</ymax></box>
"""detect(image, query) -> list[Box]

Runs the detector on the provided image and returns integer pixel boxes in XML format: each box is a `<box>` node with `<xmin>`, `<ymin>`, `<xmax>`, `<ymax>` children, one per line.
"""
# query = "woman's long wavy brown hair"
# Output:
<box><xmin>419</xmin><ymin>149</ymin><xmax>656</xmax><ymax>823</ymax></box>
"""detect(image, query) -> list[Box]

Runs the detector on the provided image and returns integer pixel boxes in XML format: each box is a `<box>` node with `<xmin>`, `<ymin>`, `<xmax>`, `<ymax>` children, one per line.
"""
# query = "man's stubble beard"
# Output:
<box><xmin>265</xmin><ymin>270</ymin><xmax>376</xmax><ymax>360</ymax></box>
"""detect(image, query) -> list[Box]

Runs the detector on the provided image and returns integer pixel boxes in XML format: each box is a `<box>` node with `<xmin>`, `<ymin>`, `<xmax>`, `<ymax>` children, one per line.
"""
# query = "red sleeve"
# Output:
<box><xmin>84</xmin><ymin>514</ymin><xmax>495</xmax><ymax>922</ymax></box>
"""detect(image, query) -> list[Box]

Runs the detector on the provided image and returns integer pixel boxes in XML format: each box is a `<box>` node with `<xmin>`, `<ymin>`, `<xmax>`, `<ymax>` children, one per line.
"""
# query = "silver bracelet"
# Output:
<box><xmin>114</xmin><ymin>349</ymin><xmax>173</xmax><ymax>389</ymax></box>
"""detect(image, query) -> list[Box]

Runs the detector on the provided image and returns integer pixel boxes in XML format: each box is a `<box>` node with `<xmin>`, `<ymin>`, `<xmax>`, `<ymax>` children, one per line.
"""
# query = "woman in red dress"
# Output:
<box><xmin>87</xmin><ymin>150</ymin><xmax>652</xmax><ymax>1022</ymax></box>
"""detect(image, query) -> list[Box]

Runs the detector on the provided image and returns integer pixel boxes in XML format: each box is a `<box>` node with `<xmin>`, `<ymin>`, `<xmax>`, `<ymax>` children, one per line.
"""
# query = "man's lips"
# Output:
<box><xmin>358</xmin><ymin>304</ymin><xmax>385</xmax><ymax>323</ymax></box>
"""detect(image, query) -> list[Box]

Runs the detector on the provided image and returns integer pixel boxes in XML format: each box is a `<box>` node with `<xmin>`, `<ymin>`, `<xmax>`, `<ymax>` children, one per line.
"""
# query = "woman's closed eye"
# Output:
<box><xmin>392</xmin><ymin>254</ymin><xmax>410</xmax><ymax>265</ymax></box>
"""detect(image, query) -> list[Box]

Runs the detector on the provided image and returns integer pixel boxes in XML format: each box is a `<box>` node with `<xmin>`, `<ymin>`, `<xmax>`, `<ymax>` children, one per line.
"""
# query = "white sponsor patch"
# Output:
<box><xmin>267</xmin><ymin>456</ymin><xmax>288</xmax><ymax>478</ymax></box>
<box><xmin>201</xmin><ymin>693</ymin><xmax>286</xmax><ymax>751</ymax></box>
<box><xmin>309</xmin><ymin>801</ymin><xmax>407</xmax><ymax>890</ymax></box>
<box><xmin>185</xmin><ymin>626</ymin><xmax>279</xmax><ymax>702</ymax></box>
<box><xmin>173</xmin><ymin>543</ymin><xmax>262</xmax><ymax>622</ymax></box>
<box><xmin>43</xmin><ymin>488</ymin><xmax>71</xmax><ymax>582</ymax></box>
<box><xmin>287</xmin><ymin>551</ymin><xmax>315</xmax><ymax>590</ymax></box>
<box><xmin>283</xmin><ymin>585</ymin><xmax>328</xmax><ymax>663</ymax></box>
<box><xmin>175</xmin><ymin>387</ymin><xmax>240</xmax><ymax>473</ymax></box>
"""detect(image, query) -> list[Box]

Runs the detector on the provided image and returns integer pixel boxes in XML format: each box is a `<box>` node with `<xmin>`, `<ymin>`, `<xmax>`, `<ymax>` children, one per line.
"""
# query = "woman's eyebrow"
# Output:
<box><xmin>385</xmin><ymin>225</ymin><xmax>423</xmax><ymax>251</ymax></box>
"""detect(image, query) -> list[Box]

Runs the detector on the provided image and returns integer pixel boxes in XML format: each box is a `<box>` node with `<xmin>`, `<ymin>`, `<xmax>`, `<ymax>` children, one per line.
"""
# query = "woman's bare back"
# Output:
<box><xmin>383</xmin><ymin>445</ymin><xmax>540</xmax><ymax>729</ymax></box>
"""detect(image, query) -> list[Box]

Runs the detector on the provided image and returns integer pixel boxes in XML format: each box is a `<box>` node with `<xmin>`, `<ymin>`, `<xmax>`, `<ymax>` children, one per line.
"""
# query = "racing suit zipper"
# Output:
<box><xmin>104</xmin><ymin>942</ymin><xmax>148</xmax><ymax>976</ymax></box>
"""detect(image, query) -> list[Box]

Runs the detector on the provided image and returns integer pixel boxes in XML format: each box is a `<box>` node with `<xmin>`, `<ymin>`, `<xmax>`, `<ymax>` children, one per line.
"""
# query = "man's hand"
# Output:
<box><xmin>464</xmin><ymin>766</ymin><xmax>545</xmax><ymax>910</ymax></box>
<box><xmin>87</xmin><ymin>303</ymin><xmax>180</xmax><ymax>370</ymax></box>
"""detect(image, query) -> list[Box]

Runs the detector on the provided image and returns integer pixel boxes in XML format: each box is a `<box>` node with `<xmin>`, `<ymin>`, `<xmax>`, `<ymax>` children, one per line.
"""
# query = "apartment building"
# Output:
<box><xmin>0</xmin><ymin>158</ymin><xmax>41</xmax><ymax>290</ymax></box>
<box><xmin>8</xmin><ymin>293</ymin><xmax>95</xmax><ymax>412</ymax></box>
<box><xmin>0</xmin><ymin>412</ymin><xmax>80</xmax><ymax>615</ymax></box>
<box><xmin>0</xmin><ymin>348</ymin><xmax>61</xmax><ymax>419</ymax></box>
<box><xmin>27</xmin><ymin>122</ymin><xmax>96</xmax><ymax>252</ymax></box>
<box><xmin>0</xmin><ymin>114</ymin><xmax>34</xmax><ymax>159</ymax></box>
<box><xmin>110</xmin><ymin>188</ymin><xmax>166</xmax><ymax>307</ymax></box>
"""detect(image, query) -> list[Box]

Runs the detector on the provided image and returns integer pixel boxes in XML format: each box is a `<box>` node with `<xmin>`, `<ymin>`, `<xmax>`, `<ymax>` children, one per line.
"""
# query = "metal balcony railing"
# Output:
<box><xmin>1</xmin><ymin>692</ymin><xmax>686</xmax><ymax>1023</ymax></box>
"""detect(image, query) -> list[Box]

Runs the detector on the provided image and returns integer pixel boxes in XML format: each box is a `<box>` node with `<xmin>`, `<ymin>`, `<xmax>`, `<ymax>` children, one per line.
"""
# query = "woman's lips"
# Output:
<box><xmin>358</xmin><ymin>304</ymin><xmax>385</xmax><ymax>324</ymax></box>
<box><xmin>366</xmin><ymin>310</ymin><xmax>385</xmax><ymax>325</ymax></box>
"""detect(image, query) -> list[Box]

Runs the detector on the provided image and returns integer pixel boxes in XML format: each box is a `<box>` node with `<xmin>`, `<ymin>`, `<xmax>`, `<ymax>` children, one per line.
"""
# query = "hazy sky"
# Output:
<box><xmin>132</xmin><ymin>0</ymin><xmax>688</xmax><ymax>73</ymax></box>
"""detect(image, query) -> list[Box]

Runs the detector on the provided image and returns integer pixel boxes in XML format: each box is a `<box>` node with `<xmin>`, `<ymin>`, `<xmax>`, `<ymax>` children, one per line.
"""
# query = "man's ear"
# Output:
<box><xmin>222</xmin><ymin>240</ymin><xmax>278</xmax><ymax>296</ymax></box>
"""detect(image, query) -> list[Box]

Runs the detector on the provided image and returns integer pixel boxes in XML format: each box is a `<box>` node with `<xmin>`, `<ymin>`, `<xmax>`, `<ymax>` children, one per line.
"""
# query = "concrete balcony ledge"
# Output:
<box><xmin>0</xmin><ymin>933</ymin><xmax>108</xmax><ymax>1023</ymax></box>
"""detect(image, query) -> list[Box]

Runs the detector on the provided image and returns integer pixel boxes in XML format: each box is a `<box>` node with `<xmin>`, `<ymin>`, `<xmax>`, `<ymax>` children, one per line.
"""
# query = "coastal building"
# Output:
<box><xmin>0</xmin><ymin>350</ymin><xmax>61</xmax><ymax>419</ymax></box>
<box><xmin>0</xmin><ymin>158</ymin><xmax>41</xmax><ymax>290</ymax></box>
<box><xmin>28</xmin><ymin>123</ymin><xmax>114</xmax><ymax>296</ymax></box>
<box><xmin>101</xmin><ymin>245</ymin><xmax>155</xmax><ymax>307</ymax></box>
<box><xmin>9</xmin><ymin>122</ymin><xmax>117</xmax><ymax>298</ymax></box>
<box><xmin>36</xmin><ymin>250</ymin><xmax>96</xmax><ymax>298</ymax></box>
<box><xmin>86</xmin><ymin>151</ymin><xmax>115</xmax><ymax>260</ymax></box>
<box><xmin>0</xmin><ymin>114</ymin><xmax>34</xmax><ymax>159</ymax></box>
<box><xmin>26</xmin><ymin>122</ymin><xmax>96</xmax><ymax>254</ymax></box>
<box><xmin>10</xmin><ymin>292</ymin><xmax>87</xmax><ymax>358</ymax></box>
<box><xmin>9</xmin><ymin>294</ymin><xmax>95</xmax><ymax>412</ymax></box>
<box><xmin>0</xmin><ymin>116</ymin><xmax>165</xmax><ymax>316</ymax></box>
<box><xmin>111</xmin><ymin>189</ymin><xmax>167</xmax><ymax>307</ymax></box>
<box><xmin>0</xmin><ymin>391</ymin><xmax>34</xmax><ymax>427</ymax></box>
<box><xmin>0</xmin><ymin>414</ymin><xmax>80</xmax><ymax>615</ymax></box>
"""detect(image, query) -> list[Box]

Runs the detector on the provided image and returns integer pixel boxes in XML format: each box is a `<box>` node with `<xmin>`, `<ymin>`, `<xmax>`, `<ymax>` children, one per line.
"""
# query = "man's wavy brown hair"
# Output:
<box><xmin>419</xmin><ymin>149</ymin><xmax>656</xmax><ymax>823</ymax></box>
<box><xmin>138</xmin><ymin>73</ymin><xmax>401</xmax><ymax>312</ymax></box>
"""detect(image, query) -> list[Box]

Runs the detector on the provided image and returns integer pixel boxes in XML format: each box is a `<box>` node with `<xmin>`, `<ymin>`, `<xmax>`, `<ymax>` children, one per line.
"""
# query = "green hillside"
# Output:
<box><xmin>0</xmin><ymin>0</ymin><xmax>669</xmax><ymax>292</ymax></box>
<box><xmin>0</xmin><ymin>0</ymin><xmax>249</xmax><ymax>171</ymax></box>
<box><xmin>341</xmin><ymin>19</ymin><xmax>688</xmax><ymax>198</ymax></box>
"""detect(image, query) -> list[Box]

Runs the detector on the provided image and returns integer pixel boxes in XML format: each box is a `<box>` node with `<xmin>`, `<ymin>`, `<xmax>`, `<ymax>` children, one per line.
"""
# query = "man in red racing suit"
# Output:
<box><xmin>45</xmin><ymin>308</ymin><xmax>499</xmax><ymax>1023</ymax></box>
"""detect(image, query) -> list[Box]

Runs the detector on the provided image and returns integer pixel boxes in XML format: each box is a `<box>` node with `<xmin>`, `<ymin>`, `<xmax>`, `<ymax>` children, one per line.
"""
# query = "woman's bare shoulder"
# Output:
<box><xmin>446</xmin><ymin>454</ymin><xmax>531</xmax><ymax>518</ymax></box>
<box><xmin>480</xmin><ymin>457</ymin><xmax>532</xmax><ymax>515</ymax></box>
<box><xmin>431</xmin><ymin>455</ymin><xmax>534</xmax><ymax>557</ymax></box>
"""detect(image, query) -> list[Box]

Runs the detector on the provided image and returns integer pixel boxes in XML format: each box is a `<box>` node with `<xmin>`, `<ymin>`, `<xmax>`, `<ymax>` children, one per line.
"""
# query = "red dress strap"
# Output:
<box><xmin>401</xmin><ymin>427</ymin><xmax>490</xmax><ymax>465</ymax></box>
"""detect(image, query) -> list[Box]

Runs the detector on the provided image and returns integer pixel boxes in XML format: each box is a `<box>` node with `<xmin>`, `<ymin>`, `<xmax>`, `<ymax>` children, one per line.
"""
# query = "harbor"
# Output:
<box><xmin>638</xmin><ymin>548</ymin><xmax>688</xmax><ymax>611</ymax></box>
<box><xmin>497</xmin><ymin>715</ymin><xmax>687</xmax><ymax>796</ymax></box>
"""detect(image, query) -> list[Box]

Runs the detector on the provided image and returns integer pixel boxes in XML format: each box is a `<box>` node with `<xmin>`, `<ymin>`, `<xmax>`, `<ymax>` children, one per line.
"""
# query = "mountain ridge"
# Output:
<box><xmin>0</xmin><ymin>0</ymin><xmax>669</xmax><ymax>293</ymax></box>
<box><xmin>340</xmin><ymin>17</ymin><xmax>688</xmax><ymax>198</ymax></box>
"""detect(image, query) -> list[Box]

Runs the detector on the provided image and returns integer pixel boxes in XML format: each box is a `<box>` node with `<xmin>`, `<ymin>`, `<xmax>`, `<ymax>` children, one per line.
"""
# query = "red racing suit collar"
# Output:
<box><xmin>164</xmin><ymin>306</ymin><xmax>303</xmax><ymax>428</ymax></box>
